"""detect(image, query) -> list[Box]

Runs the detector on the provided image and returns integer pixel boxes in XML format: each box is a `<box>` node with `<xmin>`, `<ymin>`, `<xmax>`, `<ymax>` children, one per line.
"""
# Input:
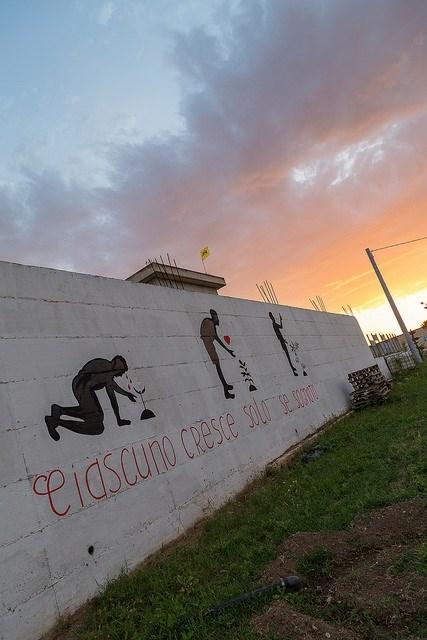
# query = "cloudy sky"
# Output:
<box><xmin>1</xmin><ymin>0</ymin><xmax>426</xmax><ymax>334</ymax></box>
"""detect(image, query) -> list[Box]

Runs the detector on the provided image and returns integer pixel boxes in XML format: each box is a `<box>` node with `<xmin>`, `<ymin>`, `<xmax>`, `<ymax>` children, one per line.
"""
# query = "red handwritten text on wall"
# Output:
<box><xmin>32</xmin><ymin>386</ymin><xmax>319</xmax><ymax>517</ymax></box>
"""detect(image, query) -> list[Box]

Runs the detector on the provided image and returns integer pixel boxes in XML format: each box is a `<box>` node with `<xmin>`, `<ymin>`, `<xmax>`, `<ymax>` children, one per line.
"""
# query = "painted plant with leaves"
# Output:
<box><xmin>239</xmin><ymin>360</ymin><xmax>257</xmax><ymax>392</ymax></box>
<box><xmin>289</xmin><ymin>341</ymin><xmax>308</xmax><ymax>376</ymax></box>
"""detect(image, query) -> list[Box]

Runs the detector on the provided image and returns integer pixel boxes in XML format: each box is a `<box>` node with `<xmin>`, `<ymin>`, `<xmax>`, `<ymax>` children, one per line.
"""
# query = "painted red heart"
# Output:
<box><xmin>224</xmin><ymin>335</ymin><xmax>231</xmax><ymax>345</ymax></box>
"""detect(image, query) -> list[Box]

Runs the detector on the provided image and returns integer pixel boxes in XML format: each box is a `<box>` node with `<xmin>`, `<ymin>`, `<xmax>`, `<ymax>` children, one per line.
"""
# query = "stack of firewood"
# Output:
<box><xmin>348</xmin><ymin>364</ymin><xmax>392</xmax><ymax>410</ymax></box>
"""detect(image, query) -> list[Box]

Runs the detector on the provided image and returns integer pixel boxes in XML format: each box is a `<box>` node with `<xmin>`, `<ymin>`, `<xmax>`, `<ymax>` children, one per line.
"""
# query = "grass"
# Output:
<box><xmin>65</xmin><ymin>364</ymin><xmax>426</xmax><ymax>640</ymax></box>
<box><xmin>296</xmin><ymin>548</ymin><xmax>335</xmax><ymax>578</ymax></box>
<box><xmin>391</xmin><ymin>540</ymin><xmax>427</xmax><ymax>577</ymax></box>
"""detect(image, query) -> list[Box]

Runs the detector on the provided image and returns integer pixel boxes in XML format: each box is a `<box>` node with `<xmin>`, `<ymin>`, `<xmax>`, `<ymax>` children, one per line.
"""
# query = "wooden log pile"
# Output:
<box><xmin>348</xmin><ymin>364</ymin><xmax>392</xmax><ymax>410</ymax></box>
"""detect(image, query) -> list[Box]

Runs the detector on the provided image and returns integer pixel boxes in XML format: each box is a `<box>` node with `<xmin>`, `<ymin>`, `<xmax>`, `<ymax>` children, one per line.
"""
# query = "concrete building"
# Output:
<box><xmin>127</xmin><ymin>261</ymin><xmax>226</xmax><ymax>294</ymax></box>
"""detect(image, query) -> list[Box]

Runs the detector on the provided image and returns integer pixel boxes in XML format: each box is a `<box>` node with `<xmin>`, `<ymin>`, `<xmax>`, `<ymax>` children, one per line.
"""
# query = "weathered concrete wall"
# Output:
<box><xmin>0</xmin><ymin>261</ymin><xmax>375</xmax><ymax>640</ymax></box>
<box><xmin>375</xmin><ymin>356</ymin><xmax>393</xmax><ymax>380</ymax></box>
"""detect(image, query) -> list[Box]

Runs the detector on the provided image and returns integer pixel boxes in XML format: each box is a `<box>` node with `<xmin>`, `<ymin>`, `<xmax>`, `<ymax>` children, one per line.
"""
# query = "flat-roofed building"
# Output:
<box><xmin>126</xmin><ymin>261</ymin><xmax>226</xmax><ymax>295</ymax></box>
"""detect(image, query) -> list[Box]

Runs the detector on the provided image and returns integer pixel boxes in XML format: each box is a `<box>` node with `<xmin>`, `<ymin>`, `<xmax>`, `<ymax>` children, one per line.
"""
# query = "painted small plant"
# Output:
<box><xmin>290</xmin><ymin>342</ymin><xmax>308</xmax><ymax>376</ymax></box>
<box><xmin>239</xmin><ymin>360</ymin><xmax>257</xmax><ymax>392</ymax></box>
<box><xmin>126</xmin><ymin>374</ymin><xmax>156</xmax><ymax>420</ymax></box>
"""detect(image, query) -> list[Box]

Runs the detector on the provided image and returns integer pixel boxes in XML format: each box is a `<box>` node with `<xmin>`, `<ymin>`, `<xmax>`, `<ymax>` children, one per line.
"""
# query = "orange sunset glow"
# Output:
<box><xmin>211</xmin><ymin>117</ymin><xmax>427</xmax><ymax>336</ymax></box>
<box><xmin>224</xmin><ymin>234</ymin><xmax>427</xmax><ymax>336</ymax></box>
<box><xmin>1</xmin><ymin>1</ymin><xmax>426</xmax><ymax>336</ymax></box>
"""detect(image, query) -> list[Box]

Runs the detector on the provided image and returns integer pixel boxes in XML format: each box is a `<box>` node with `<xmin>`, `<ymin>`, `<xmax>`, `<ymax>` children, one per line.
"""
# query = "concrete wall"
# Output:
<box><xmin>0</xmin><ymin>261</ymin><xmax>375</xmax><ymax>640</ymax></box>
<box><xmin>375</xmin><ymin>356</ymin><xmax>393</xmax><ymax>380</ymax></box>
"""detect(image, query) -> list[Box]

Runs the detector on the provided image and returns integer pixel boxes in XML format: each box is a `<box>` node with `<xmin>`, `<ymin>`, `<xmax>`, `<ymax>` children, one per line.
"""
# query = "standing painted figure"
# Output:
<box><xmin>45</xmin><ymin>356</ymin><xmax>136</xmax><ymax>441</ymax></box>
<box><xmin>269</xmin><ymin>312</ymin><xmax>298</xmax><ymax>376</ymax></box>
<box><xmin>200</xmin><ymin>309</ymin><xmax>236</xmax><ymax>398</ymax></box>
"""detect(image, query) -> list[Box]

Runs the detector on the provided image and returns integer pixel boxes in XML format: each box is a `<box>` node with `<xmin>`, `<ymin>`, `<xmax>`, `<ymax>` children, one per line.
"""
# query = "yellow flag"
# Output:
<box><xmin>200</xmin><ymin>246</ymin><xmax>210</xmax><ymax>261</ymax></box>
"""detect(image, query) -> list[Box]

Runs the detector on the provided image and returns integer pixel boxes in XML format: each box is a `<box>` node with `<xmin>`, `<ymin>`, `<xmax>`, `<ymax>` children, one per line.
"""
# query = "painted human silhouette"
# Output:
<box><xmin>45</xmin><ymin>356</ymin><xmax>136</xmax><ymax>441</ymax></box>
<box><xmin>200</xmin><ymin>309</ymin><xmax>236</xmax><ymax>399</ymax></box>
<box><xmin>269</xmin><ymin>312</ymin><xmax>298</xmax><ymax>376</ymax></box>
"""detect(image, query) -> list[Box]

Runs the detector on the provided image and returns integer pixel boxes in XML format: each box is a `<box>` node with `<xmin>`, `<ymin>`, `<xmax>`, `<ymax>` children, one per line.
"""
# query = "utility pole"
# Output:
<box><xmin>365</xmin><ymin>248</ymin><xmax>422</xmax><ymax>364</ymax></box>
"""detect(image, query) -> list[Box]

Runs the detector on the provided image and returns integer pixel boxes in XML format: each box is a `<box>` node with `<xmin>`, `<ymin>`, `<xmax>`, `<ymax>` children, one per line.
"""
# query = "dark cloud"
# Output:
<box><xmin>1</xmin><ymin>0</ymin><xmax>426</xmax><ymax>296</ymax></box>
<box><xmin>0</xmin><ymin>170</ymin><xmax>116</xmax><ymax>273</ymax></box>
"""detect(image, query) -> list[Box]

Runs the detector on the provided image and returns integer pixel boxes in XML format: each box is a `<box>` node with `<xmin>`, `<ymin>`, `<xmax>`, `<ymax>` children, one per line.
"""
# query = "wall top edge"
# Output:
<box><xmin>0</xmin><ymin>259</ymin><xmax>355</xmax><ymax>322</ymax></box>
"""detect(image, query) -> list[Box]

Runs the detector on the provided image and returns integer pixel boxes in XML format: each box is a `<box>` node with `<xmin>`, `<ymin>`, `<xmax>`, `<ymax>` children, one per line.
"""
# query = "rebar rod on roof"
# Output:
<box><xmin>270</xmin><ymin>282</ymin><xmax>279</xmax><ymax>304</ymax></box>
<box><xmin>159</xmin><ymin>255</ymin><xmax>174</xmax><ymax>288</ymax></box>
<box><xmin>154</xmin><ymin>257</ymin><xmax>167</xmax><ymax>287</ymax></box>
<box><xmin>310</xmin><ymin>298</ymin><xmax>319</xmax><ymax>311</ymax></box>
<box><xmin>166</xmin><ymin>253</ymin><xmax>177</xmax><ymax>289</ymax></box>
<box><xmin>264</xmin><ymin>281</ymin><xmax>274</xmax><ymax>304</ymax></box>
<box><xmin>317</xmin><ymin>296</ymin><xmax>326</xmax><ymax>311</ymax></box>
<box><xmin>155</xmin><ymin>259</ymin><xmax>168</xmax><ymax>287</ymax></box>
<box><xmin>267</xmin><ymin>280</ymin><xmax>278</xmax><ymax>304</ymax></box>
<box><xmin>270</xmin><ymin>282</ymin><xmax>276</xmax><ymax>305</ymax></box>
<box><xmin>166</xmin><ymin>254</ymin><xmax>178</xmax><ymax>290</ymax></box>
<box><xmin>256</xmin><ymin>283</ymin><xmax>267</xmax><ymax>302</ymax></box>
<box><xmin>172</xmin><ymin>258</ymin><xmax>185</xmax><ymax>289</ymax></box>
<box><xmin>150</xmin><ymin>259</ymin><xmax>166</xmax><ymax>286</ymax></box>
<box><xmin>260</xmin><ymin>284</ymin><xmax>270</xmax><ymax>303</ymax></box>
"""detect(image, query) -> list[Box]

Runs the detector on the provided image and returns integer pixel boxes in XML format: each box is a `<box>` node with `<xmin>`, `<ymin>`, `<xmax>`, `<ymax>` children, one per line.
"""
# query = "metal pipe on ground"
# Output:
<box><xmin>207</xmin><ymin>575</ymin><xmax>302</xmax><ymax>615</ymax></box>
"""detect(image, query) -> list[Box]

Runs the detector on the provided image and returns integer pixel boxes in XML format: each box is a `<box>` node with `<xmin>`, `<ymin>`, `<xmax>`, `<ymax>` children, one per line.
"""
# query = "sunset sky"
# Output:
<box><xmin>1</xmin><ymin>0</ymin><xmax>426</xmax><ymax>335</ymax></box>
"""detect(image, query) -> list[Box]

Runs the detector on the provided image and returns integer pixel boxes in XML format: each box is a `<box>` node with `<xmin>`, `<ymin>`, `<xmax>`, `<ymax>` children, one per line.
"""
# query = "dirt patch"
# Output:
<box><xmin>331</xmin><ymin>546</ymin><xmax>426</xmax><ymax>620</ymax></box>
<box><xmin>263</xmin><ymin>499</ymin><xmax>426</xmax><ymax>582</ymax></box>
<box><xmin>252</xmin><ymin>600</ymin><xmax>362</xmax><ymax>639</ymax></box>
<box><xmin>252</xmin><ymin>499</ymin><xmax>426</xmax><ymax>639</ymax></box>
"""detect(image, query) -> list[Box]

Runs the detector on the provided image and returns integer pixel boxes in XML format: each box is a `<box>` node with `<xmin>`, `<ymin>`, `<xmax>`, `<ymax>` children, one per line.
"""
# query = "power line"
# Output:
<box><xmin>372</xmin><ymin>236</ymin><xmax>427</xmax><ymax>252</ymax></box>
